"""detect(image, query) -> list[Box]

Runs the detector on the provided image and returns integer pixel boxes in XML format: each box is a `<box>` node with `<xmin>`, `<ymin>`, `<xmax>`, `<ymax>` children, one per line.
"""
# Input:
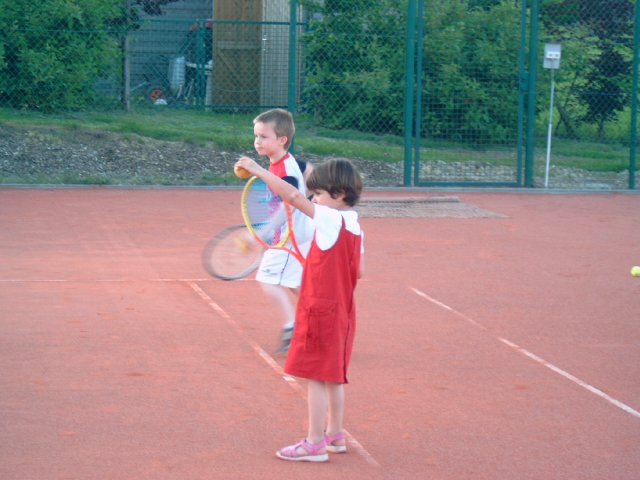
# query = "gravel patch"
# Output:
<box><xmin>0</xmin><ymin>124</ymin><xmax>635</xmax><ymax>190</ymax></box>
<box><xmin>356</xmin><ymin>196</ymin><xmax>505</xmax><ymax>218</ymax></box>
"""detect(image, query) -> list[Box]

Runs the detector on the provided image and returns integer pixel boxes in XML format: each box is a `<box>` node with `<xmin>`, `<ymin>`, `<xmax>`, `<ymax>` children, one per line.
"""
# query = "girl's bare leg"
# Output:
<box><xmin>307</xmin><ymin>380</ymin><xmax>328</xmax><ymax>444</ymax></box>
<box><xmin>326</xmin><ymin>382</ymin><xmax>346</xmax><ymax>446</ymax></box>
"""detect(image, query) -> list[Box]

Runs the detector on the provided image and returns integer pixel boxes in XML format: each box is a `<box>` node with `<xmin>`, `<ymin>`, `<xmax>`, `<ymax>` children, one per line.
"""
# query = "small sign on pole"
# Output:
<box><xmin>543</xmin><ymin>43</ymin><xmax>561</xmax><ymax>188</ymax></box>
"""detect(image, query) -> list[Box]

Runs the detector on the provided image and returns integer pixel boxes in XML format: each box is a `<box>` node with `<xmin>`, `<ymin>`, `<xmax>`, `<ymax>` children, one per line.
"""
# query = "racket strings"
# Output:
<box><xmin>202</xmin><ymin>224</ymin><xmax>262</xmax><ymax>280</ymax></box>
<box><xmin>244</xmin><ymin>179</ymin><xmax>289</xmax><ymax>247</ymax></box>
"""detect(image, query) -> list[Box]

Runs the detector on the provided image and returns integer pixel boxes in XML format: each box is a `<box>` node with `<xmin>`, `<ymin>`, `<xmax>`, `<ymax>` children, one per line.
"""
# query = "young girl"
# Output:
<box><xmin>234</xmin><ymin>157</ymin><xmax>364</xmax><ymax>463</ymax></box>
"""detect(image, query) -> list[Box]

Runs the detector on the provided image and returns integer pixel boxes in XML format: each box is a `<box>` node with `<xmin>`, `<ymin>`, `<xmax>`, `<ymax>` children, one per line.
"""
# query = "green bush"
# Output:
<box><xmin>0</xmin><ymin>0</ymin><xmax>126</xmax><ymax>111</ymax></box>
<box><xmin>422</xmin><ymin>1</ymin><xmax>521</xmax><ymax>144</ymax></box>
<box><xmin>540</xmin><ymin>0</ymin><xmax>634</xmax><ymax>141</ymax></box>
<box><xmin>300</xmin><ymin>0</ymin><xmax>407</xmax><ymax>135</ymax></box>
<box><xmin>301</xmin><ymin>0</ymin><xmax>522</xmax><ymax>144</ymax></box>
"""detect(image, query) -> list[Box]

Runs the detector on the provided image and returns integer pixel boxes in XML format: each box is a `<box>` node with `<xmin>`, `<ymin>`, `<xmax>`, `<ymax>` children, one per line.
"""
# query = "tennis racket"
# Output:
<box><xmin>201</xmin><ymin>224</ymin><xmax>263</xmax><ymax>280</ymax></box>
<box><xmin>240</xmin><ymin>176</ymin><xmax>305</xmax><ymax>264</ymax></box>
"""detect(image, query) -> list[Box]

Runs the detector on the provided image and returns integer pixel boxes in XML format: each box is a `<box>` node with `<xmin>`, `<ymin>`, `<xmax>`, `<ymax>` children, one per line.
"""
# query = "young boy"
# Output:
<box><xmin>235</xmin><ymin>156</ymin><xmax>364</xmax><ymax>462</ymax></box>
<box><xmin>246</xmin><ymin>109</ymin><xmax>313</xmax><ymax>353</ymax></box>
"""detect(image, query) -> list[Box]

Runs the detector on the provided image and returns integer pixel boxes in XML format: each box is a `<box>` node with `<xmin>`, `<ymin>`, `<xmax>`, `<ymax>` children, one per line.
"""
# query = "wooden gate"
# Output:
<box><xmin>212</xmin><ymin>0</ymin><xmax>263</xmax><ymax>106</ymax></box>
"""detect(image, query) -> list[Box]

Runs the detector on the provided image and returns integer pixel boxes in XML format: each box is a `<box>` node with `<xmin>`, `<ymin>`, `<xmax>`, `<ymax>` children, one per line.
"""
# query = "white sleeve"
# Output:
<box><xmin>312</xmin><ymin>205</ymin><xmax>343</xmax><ymax>250</ymax></box>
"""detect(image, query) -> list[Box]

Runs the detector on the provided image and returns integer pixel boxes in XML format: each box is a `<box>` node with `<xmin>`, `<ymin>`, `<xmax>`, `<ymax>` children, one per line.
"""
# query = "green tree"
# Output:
<box><xmin>134</xmin><ymin>0</ymin><xmax>180</xmax><ymax>15</ymax></box>
<box><xmin>300</xmin><ymin>0</ymin><xmax>407</xmax><ymax>134</ymax></box>
<box><xmin>580</xmin><ymin>42</ymin><xmax>631</xmax><ymax>139</ymax></box>
<box><xmin>541</xmin><ymin>0</ymin><xmax>634</xmax><ymax>140</ymax></box>
<box><xmin>422</xmin><ymin>0</ymin><xmax>521</xmax><ymax>144</ymax></box>
<box><xmin>301</xmin><ymin>0</ymin><xmax>523</xmax><ymax>144</ymax></box>
<box><xmin>0</xmin><ymin>0</ymin><xmax>127</xmax><ymax>111</ymax></box>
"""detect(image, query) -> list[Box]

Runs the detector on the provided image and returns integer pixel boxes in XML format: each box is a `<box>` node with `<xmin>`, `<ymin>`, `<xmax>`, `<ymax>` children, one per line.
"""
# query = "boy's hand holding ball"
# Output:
<box><xmin>234</xmin><ymin>164</ymin><xmax>252</xmax><ymax>179</ymax></box>
<box><xmin>234</xmin><ymin>157</ymin><xmax>259</xmax><ymax>179</ymax></box>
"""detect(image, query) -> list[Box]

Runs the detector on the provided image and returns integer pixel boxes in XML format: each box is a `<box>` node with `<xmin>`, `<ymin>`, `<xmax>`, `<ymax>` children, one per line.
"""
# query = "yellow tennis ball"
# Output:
<box><xmin>234</xmin><ymin>238</ymin><xmax>250</xmax><ymax>252</ymax></box>
<box><xmin>631</xmin><ymin>266</ymin><xmax>640</xmax><ymax>277</ymax></box>
<box><xmin>234</xmin><ymin>165</ymin><xmax>252</xmax><ymax>179</ymax></box>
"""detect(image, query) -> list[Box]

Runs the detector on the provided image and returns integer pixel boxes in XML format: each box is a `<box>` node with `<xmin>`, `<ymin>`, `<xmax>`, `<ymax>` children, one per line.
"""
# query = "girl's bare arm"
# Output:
<box><xmin>235</xmin><ymin>157</ymin><xmax>315</xmax><ymax>218</ymax></box>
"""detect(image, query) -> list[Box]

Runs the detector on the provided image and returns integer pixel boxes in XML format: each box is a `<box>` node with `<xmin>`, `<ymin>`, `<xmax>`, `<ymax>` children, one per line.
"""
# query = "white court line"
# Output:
<box><xmin>0</xmin><ymin>279</ymin><xmax>73</xmax><ymax>283</ymax></box>
<box><xmin>0</xmin><ymin>278</ymin><xmax>213</xmax><ymax>283</ymax></box>
<box><xmin>410</xmin><ymin>287</ymin><xmax>640</xmax><ymax>420</ymax></box>
<box><xmin>187</xmin><ymin>281</ymin><xmax>380</xmax><ymax>467</ymax></box>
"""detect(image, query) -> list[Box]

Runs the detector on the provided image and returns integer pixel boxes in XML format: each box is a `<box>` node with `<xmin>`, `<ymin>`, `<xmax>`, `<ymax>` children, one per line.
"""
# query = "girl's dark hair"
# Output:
<box><xmin>306</xmin><ymin>159</ymin><xmax>363</xmax><ymax>207</ymax></box>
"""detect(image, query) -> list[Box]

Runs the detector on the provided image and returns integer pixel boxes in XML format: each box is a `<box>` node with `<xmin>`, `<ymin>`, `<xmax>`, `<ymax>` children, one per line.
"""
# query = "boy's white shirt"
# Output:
<box><xmin>311</xmin><ymin>204</ymin><xmax>364</xmax><ymax>252</ymax></box>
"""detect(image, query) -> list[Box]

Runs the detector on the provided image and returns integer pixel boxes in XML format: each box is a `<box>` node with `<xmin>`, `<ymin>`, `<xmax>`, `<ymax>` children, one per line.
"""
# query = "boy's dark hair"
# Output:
<box><xmin>253</xmin><ymin>109</ymin><xmax>295</xmax><ymax>149</ymax></box>
<box><xmin>307</xmin><ymin>159</ymin><xmax>363</xmax><ymax>207</ymax></box>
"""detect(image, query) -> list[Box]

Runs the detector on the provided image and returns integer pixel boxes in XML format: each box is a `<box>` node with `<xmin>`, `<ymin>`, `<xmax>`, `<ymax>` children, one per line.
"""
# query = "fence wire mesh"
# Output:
<box><xmin>299</xmin><ymin>1</ymin><xmax>408</xmax><ymax>135</ymax></box>
<box><xmin>415</xmin><ymin>0</ymin><xmax>523</xmax><ymax>186</ymax></box>
<box><xmin>541</xmin><ymin>0</ymin><xmax>634</xmax><ymax>142</ymax></box>
<box><xmin>0</xmin><ymin>0</ymin><xmax>637</xmax><ymax>188</ymax></box>
<box><xmin>535</xmin><ymin>0</ymin><xmax>637</xmax><ymax>188</ymax></box>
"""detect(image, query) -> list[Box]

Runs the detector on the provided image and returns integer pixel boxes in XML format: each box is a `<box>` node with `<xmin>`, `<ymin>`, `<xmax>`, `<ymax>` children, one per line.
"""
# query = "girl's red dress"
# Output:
<box><xmin>284</xmin><ymin>218</ymin><xmax>362</xmax><ymax>384</ymax></box>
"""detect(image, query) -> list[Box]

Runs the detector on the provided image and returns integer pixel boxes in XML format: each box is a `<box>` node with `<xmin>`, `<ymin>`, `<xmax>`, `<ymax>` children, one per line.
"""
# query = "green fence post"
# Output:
<box><xmin>413</xmin><ymin>0</ymin><xmax>425</xmax><ymax>186</ymax></box>
<box><xmin>122</xmin><ymin>0</ymin><xmax>132</xmax><ymax>112</ymax></box>
<box><xmin>288</xmin><ymin>0</ymin><xmax>298</xmax><ymax>114</ymax></box>
<box><xmin>524</xmin><ymin>0</ymin><xmax>540</xmax><ymax>188</ymax></box>
<box><xmin>630</xmin><ymin>0</ymin><xmax>639</xmax><ymax>189</ymax></box>
<box><xmin>516</xmin><ymin>0</ymin><xmax>529</xmax><ymax>186</ymax></box>
<box><xmin>403</xmin><ymin>0</ymin><xmax>417</xmax><ymax>187</ymax></box>
<box><xmin>195</xmin><ymin>19</ymin><xmax>205</xmax><ymax>108</ymax></box>
<box><xmin>288</xmin><ymin>0</ymin><xmax>298</xmax><ymax>153</ymax></box>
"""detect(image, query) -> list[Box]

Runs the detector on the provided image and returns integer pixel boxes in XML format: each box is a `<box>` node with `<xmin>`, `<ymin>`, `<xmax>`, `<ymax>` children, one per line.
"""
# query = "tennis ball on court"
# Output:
<box><xmin>234</xmin><ymin>165</ymin><xmax>252</xmax><ymax>179</ymax></box>
<box><xmin>631</xmin><ymin>266</ymin><xmax>640</xmax><ymax>277</ymax></box>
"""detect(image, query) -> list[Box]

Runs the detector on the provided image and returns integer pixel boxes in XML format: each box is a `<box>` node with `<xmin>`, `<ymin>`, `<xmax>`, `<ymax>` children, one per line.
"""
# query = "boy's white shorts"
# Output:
<box><xmin>256</xmin><ymin>248</ymin><xmax>304</xmax><ymax>288</ymax></box>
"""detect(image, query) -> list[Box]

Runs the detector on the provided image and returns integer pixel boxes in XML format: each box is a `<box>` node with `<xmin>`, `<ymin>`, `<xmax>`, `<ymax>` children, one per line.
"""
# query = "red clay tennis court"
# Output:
<box><xmin>1</xmin><ymin>187</ymin><xmax>639</xmax><ymax>479</ymax></box>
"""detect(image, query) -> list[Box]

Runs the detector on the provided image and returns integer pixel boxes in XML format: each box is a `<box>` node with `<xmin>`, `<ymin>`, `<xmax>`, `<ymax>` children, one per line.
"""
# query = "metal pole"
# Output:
<box><xmin>287</xmin><ymin>0</ymin><xmax>298</xmax><ymax>153</ymax></box>
<box><xmin>413</xmin><ymin>0</ymin><xmax>425</xmax><ymax>185</ymax></box>
<box><xmin>629</xmin><ymin>0</ymin><xmax>639</xmax><ymax>189</ymax></box>
<box><xmin>516</xmin><ymin>0</ymin><xmax>528</xmax><ymax>186</ymax></box>
<box><xmin>122</xmin><ymin>0</ymin><xmax>131</xmax><ymax>112</ymax></box>
<box><xmin>195</xmin><ymin>19</ymin><xmax>205</xmax><ymax>107</ymax></box>
<box><xmin>525</xmin><ymin>0</ymin><xmax>540</xmax><ymax>188</ymax></box>
<box><xmin>403</xmin><ymin>0</ymin><xmax>417</xmax><ymax>186</ymax></box>
<box><xmin>287</xmin><ymin>0</ymin><xmax>298</xmax><ymax>113</ymax></box>
<box><xmin>544</xmin><ymin>69</ymin><xmax>555</xmax><ymax>188</ymax></box>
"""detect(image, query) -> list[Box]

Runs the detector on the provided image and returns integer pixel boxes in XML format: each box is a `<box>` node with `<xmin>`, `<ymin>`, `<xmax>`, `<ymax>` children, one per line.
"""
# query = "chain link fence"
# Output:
<box><xmin>299</xmin><ymin>1</ymin><xmax>408</xmax><ymax>136</ymax></box>
<box><xmin>0</xmin><ymin>0</ymin><xmax>637</xmax><ymax>188</ymax></box>
<box><xmin>0</xmin><ymin>3</ymin><xmax>123</xmax><ymax>111</ymax></box>
<box><xmin>536</xmin><ymin>0</ymin><xmax>637</xmax><ymax>188</ymax></box>
<box><xmin>414</xmin><ymin>0</ymin><xmax>524</xmax><ymax>186</ymax></box>
<box><xmin>541</xmin><ymin>0</ymin><xmax>633</xmax><ymax>143</ymax></box>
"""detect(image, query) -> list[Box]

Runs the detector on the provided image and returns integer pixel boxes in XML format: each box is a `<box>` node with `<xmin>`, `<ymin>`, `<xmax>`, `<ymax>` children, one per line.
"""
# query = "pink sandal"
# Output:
<box><xmin>325</xmin><ymin>432</ymin><xmax>347</xmax><ymax>453</ymax></box>
<box><xmin>276</xmin><ymin>438</ymin><xmax>328</xmax><ymax>462</ymax></box>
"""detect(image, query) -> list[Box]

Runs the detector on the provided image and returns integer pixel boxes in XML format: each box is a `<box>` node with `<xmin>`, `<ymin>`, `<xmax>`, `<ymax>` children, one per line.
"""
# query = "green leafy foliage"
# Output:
<box><xmin>301</xmin><ymin>0</ymin><xmax>522</xmax><ymax>144</ymax></box>
<box><xmin>422</xmin><ymin>0</ymin><xmax>521</xmax><ymax>144</ymax></box>
<box><xmin>300</xmin><ymin>0</ymin><xmax>407</xmax><ymax>135</ymax></box>
<box><xmin>0</xmin><ymin>0</ymin><xmax>127</xmax><ymax>111</ymax></box>
<box><xmin>135</xmin><ymin>0</ymin><xmax>180</xmax><ymax>15</ymax></box>
<box><xmin>541</xmin><ymin>0</ymin><xmax>634</xmax><ymax>140</ymax></box>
